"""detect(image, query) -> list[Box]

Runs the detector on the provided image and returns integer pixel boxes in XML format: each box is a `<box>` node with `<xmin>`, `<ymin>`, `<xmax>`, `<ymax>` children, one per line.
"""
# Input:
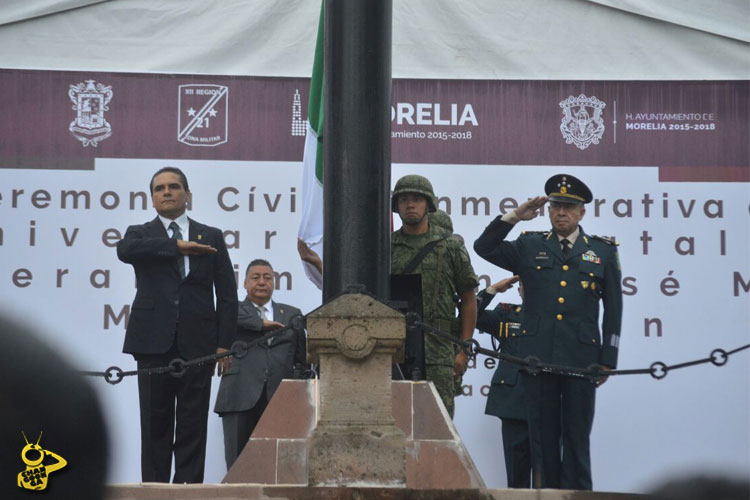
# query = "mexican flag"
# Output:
<box><xmin>297</xmin><ymin>2</ymin><xmax>324</xmax><ymax>288</ymax></box>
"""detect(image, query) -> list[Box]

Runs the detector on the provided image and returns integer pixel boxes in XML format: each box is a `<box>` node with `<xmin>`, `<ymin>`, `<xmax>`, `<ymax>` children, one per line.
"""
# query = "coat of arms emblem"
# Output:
<box><xmin>68</xmin><ymin>80</ymin><xmax>113</xmax><ymax>147</ymax></box>
<box><xmin>178</xmin><ymin>84</ymin><xmax>229</xmax><ymax>147</ymax></box>
<box><xmin>559</xmin><ymin>94</ymin><xmax>605</xmax><ymax>150</ymax></box>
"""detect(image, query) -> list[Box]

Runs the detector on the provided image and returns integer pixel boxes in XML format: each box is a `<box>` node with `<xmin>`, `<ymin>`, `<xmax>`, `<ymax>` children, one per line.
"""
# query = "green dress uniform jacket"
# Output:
<box><xmin>473</xmin><ymin>219</ymin><xmax>622</xmax><ymax>370</ymax></box>
<box><xmin>477</xmin><ymin>289</ymin><xmax>532</xmax><ymax>488</ymax></box>
<box><xmin>475</xmin><ymin>289</ymin><xmax>526</xmax><ymax>421</ymax></box>
<box><xmin>473</xmin><ymin>217</ymin><xmax>622</xmax><ymax>490</ymax></box>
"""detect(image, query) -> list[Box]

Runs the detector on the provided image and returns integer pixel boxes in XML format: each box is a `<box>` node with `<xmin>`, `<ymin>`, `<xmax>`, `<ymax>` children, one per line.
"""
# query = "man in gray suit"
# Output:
<box><xmin>214</xmin><ymin>259</ymin><xmax>306</xmax><ymax>469</ymax></box>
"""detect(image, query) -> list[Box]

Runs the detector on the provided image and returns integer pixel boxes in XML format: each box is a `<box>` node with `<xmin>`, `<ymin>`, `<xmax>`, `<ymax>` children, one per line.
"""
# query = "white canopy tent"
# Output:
<box><xmin>1</xmin><ymin>0</ymin><xmax>748</xmax><ymax>79</ymax></box>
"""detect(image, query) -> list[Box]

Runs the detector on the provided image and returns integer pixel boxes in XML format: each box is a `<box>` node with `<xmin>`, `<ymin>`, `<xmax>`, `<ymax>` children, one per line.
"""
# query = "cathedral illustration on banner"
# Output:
<box><xmin>291</xmin><ymin>89</ymin><xmax>306</xmax><ymax>136</ymax></box>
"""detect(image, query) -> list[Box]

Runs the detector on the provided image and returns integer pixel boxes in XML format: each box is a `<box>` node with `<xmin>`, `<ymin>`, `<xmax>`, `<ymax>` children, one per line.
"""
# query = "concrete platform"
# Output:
<box><xmin>106</xmin><ymin>484</ymin><xmax>644</xmax><ymax>500</ymax></box>
<box><xmin>105</xmin><ymin>381</ymin><xmax>646</xmax><ymax>499</ymax></box>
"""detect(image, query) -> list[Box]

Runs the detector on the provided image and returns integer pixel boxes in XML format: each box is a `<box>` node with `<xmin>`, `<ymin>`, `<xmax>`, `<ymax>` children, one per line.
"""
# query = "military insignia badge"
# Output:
<box><xmin>178</xmin><ymin>84</ymin><xmax>229</xmax><ymax>147</ymax></box>
<box><xmin>559</xmin><ymin>94</ymin><xmax>606</xmax><ymax>150</ymax></box>
<box><xmin>581</xmin><ymin>281</ymin><xmax>590</xmax><ymax>289</ymax></box>
<box><xmin>557</xmin><ymin>177</ymin><xmax>573</xmax><ymax>194</ymax></box>
<box><xmin>582</xmin><ymin>250</ymin><xmax>601</xmax><ymax>264</ymax></box>
<box><xmin>68</xmin><ymin>80</ymin><xmax>113</xmax><ymax>147</ymax></box>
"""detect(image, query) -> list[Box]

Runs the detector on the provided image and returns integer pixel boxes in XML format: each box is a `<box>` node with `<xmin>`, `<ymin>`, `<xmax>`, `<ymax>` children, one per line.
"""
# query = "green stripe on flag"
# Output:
<box><xmin>309</xmin><ymin>2</ymin><xmax>324</xmax><ymax>183</ymax></box>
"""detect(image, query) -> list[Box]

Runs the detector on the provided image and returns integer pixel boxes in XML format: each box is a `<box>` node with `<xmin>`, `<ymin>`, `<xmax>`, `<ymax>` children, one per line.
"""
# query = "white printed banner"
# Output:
<box><xmin>0</xmin><ymin>69</ymin><xmax>747</xmax><ymax>491</ymax></box>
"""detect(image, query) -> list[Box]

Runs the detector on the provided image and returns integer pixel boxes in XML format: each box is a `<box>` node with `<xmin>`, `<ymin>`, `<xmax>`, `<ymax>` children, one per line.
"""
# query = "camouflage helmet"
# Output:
<box><xmin>391</xmin><ymin>174</ymin><xmax>437</xmax><ymax>213</ymax></box>
<box><xmin>429</xmin><ymin>209</ymin><xmax>453</xmax><ymax>233</ymax></box>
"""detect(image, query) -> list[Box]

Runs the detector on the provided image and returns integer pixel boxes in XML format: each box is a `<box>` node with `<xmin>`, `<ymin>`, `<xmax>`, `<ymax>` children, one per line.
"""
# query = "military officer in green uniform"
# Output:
<box><xmin>473</xmin><ymin>174</ymin><xmax>622</xmax><ymax>490</ymax></box>
<box><xmin>391</xmin><ymin>175</ymin><xmax>478</xmax><ymax>418</ymax></box>
<box><xmin>475</xmin><ymin>276</ymin><xmax>532</xmax><ymax>488</ymax></box>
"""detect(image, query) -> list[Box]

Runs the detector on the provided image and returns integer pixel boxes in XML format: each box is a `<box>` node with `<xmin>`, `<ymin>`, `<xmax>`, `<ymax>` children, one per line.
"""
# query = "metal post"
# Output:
<box><xmin>322</xmin><ymin>0</ymin><xmax>392</xmax><ymax>302</ymax></box>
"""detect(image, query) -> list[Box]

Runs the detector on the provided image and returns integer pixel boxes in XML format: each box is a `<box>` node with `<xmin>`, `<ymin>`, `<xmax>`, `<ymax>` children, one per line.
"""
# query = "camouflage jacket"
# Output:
<box><xmin>392</xmin><ymin>223</ymin><xmax>478</xmax><ymax>365</ymax></box>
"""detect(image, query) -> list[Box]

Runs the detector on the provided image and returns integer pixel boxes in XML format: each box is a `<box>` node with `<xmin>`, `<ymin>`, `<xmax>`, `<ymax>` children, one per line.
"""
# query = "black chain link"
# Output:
<box><xmin>415</xmin><ymin>319</ymin><xmax>749</xmax><ymax>384</ymax></box>
<box><xmin>78</xmin><ymin>314</ymin><xmax>305</xmax><ymax>385</ymax></box>
<box><xmin>78</xmin><ymin>309</ymin><xmax>748</xmax><ymax>386</ymax></box>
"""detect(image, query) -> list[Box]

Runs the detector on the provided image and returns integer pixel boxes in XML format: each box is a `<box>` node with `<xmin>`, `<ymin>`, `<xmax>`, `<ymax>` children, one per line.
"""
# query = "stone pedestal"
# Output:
<box><xmin>221</xmin><ymin>380</ymin><xmax>485</xmax><ymax>489</ymax></box>
<box><xmin>221</xmin><ymin>292</ymin><xmax>486</xmax><ymax>490</ymax></box>
<box><xmin>306</xmin><ymin>292</ymin><xmax>406</xmax><ymax>486</ymax></box>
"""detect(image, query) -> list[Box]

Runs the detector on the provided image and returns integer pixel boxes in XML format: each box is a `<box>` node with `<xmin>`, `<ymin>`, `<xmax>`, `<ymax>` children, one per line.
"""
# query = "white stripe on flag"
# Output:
<box><xmin>297</xmin><ymin>121</ymin><xmax>324</xmax><ymax>288</ymax></box>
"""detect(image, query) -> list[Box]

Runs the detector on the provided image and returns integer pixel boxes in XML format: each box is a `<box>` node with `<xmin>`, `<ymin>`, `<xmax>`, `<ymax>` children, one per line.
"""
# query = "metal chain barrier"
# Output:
<box><xmin>79</xmin><ymin>309</ymin><xmax>748</xmax><ymax>385</ymax></box>
<box><xmin>78</xmin><ymin>314</ymin><xmax>306</xmax><ymax>385</ymax></box>
<box><xmin>411</xmin><ymin>315</ymin><xmax>750</xmax><ymax>384</ymax></box>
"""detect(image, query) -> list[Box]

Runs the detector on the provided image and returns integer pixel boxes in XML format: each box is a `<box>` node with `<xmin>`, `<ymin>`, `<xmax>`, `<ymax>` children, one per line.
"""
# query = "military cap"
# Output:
<box><xmin>391</xmin><ymin>174</ymin><xmax>437</xmax><ymax>213</ymax></box>
<box><xmin>545</xmin><ymin>173</ymin><xmax>593</xmax><ymax>204</ymax></box>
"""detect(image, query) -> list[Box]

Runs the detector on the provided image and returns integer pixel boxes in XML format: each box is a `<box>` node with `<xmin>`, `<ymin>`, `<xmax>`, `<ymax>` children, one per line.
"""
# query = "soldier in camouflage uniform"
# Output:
<box><xmin>391</xmin><ymin>175</ymin><xmax>478</xmax><ymax>418</ymax></box>
<box><xmin>428</xmin><ymin>209</ymin><xmax>454</xmax><ymax>234</ymax></box>
<box><xmin>428</xmin><ymin>209</ymin><xmax>467</xmax><ymax>396</ymax></box>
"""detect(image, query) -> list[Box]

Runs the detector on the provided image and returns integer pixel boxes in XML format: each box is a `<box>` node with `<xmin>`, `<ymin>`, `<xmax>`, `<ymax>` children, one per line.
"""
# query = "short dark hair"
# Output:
<box><xmin>246</xmin><ymin>259</ymin><xmax>273</xmax><ymax>276</ymax></box>
<box><xmin>150</xmin><ymin>167</ymin><xmax>189</xmax><ymax>194</ymax></box>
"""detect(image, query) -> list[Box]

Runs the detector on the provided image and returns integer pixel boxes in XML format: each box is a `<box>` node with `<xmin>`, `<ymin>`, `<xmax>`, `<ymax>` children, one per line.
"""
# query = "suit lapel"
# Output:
<box><xmin>544</xmin><ymin>230</ymin><xmax>564</xmax><ymax>262</ymax></box>
<box><xmin>274</xmin><ymin>302</ymin><xmax>287</xmax><ymax>323</ymax></box>
<box><xmin>188</xmin><ymin>217</ymin><xmax>201</xmax><ymax>242</ymax></box>
<box><xmin>268</xmin><ymin>302</ymin><xmax>285</xmax><ymax>346</ymax></box>
<box><xmin>147</xmin><ymin>217</ymin><xmax>184</xmax><ymax>279</ymax></box>
<box><xmin>568</xmin><ymin>227</ymin><xmax>589</xmax><ymax>260</ymax></box>
<box><xmin>245</xmin><ymin>299</ymin><xmax>271</xmax><ymax>348</ymax></box>
<box><xmin>186</xmin><ymin>218</ymin><xmax>205</xmax><ymax>279</ymax></box>
<box><xmin>241</xmin><ymin>298</ymin><xmax>258</xmax><ymax>320</ymax></box>
<box><xmin>147</xmin><ymin>216</ymin><xmax>167</xmax><ymax>237</ymax></box>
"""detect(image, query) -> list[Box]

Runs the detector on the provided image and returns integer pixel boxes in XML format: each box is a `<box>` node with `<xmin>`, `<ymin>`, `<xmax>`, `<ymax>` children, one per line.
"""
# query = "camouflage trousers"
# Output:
<box><xmin>426</xmin><ymin>364</ymin><xmax>455</xmax><ymax>419</ymax></box>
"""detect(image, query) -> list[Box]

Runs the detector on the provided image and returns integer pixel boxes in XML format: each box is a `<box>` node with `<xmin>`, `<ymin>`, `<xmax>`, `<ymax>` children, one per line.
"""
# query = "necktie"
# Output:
<box><xmin>258</xmin><ymin>306</ymin><xmax>273</xmax><ymax>345</ymax></box>
<box><xmin>561</xmin><ymin>238</ymin><xmax>571</xmax><ymax>259</ymax></box>
<box><xmin>169</xmin><ymin>222</ymin><xmax>186</xmax><ymax>279</ymax></box>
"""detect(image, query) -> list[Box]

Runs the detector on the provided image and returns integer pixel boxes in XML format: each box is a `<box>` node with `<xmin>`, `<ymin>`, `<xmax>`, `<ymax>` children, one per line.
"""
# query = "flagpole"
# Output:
<box><xmin>322</xmin><ymin>0</ymin><xmax>392</xmax><ymax>302</ymax></box>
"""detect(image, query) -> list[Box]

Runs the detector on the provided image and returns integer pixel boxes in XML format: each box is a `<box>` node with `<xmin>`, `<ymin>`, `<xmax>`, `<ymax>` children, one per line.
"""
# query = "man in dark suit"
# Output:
<box><xmin>214</xmin><ymin>259</ymin><xmax>306</xmax><ymax>470</ymax></box>
<box><xmin>117</xmin><ymin>166</ymin><xmax>237</xmax><ymax>483</ymax></box>
<box><xmin>475</xmin><ymin>276</ymin><xmax>531</xmax><ymax>488</ymax></box>
<box><xmin>473</xmin><ymin>174</ymin><xmax>622</xmax><ymax>490</ymax></box>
